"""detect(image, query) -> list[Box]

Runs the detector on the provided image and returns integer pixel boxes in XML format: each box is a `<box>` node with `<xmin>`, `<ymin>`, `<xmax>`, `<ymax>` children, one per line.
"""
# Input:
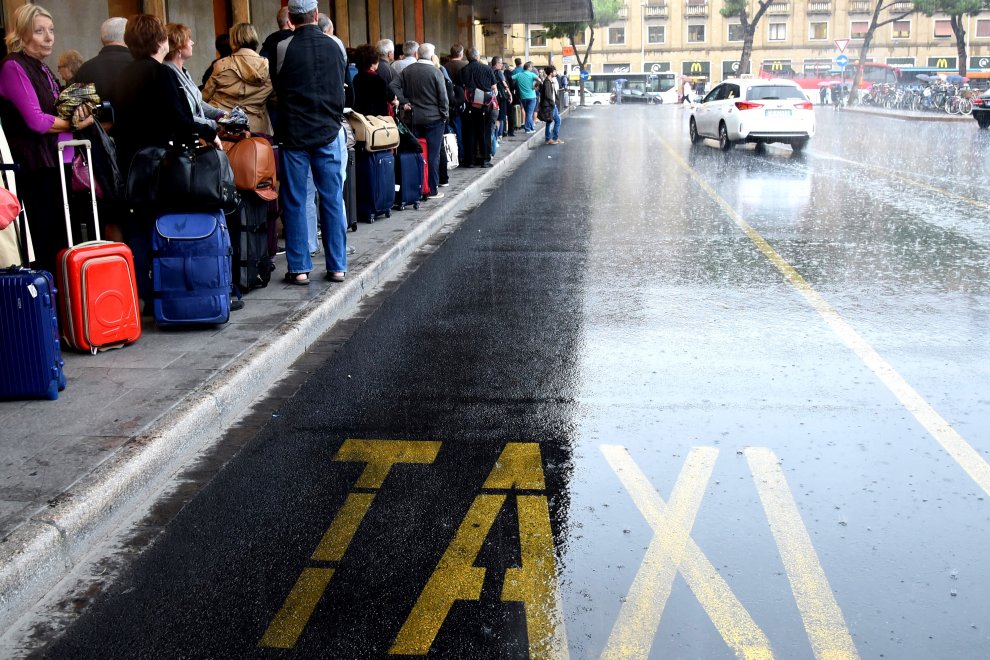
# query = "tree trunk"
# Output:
<box><xmin>952</xmin><ymin>15</ymin><xmax>968</xmax><ymax>76</ymax></box>
<box><xmin>849</xmin><ymin>33</ymin><xmax>874</xmax><ymax>105</ymax></box>
<box><xmin>738</xmin><ymin>22</ymin><xmax>755</xmax><ymax>77</ymax></box>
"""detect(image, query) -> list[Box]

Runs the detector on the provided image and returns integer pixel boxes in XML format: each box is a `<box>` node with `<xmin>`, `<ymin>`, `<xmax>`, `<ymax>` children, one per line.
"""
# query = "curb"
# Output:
<box><xmin>843</xmin><ymin>105</ymin><xmax>971</xmax><ymax>122</ymax></box>
<box><xmin>0</xmin><ymin>126</ymin><xmax>553</xmax><ymax>636</ymax></box>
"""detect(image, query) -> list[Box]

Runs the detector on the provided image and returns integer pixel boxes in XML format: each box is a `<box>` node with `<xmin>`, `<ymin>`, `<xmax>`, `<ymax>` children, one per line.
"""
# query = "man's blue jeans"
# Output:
<box><xmin>280</xmin><ymin>130</ymin><xmax>347</xmax><ymax>275</ymax></box>
<box><xmin>544</xmin><ymin>105</ymin><xmax>561</xmax><ymax>141</ymax></box>
<box><xmin>522</xmin><ymin>98</ymin><xmax>537</xmax><ymax>131</ymax></box>
<box><xmin>306</xmin><ymin>127</ymin><xmax>348</xmax><ymax>253</ymax></box>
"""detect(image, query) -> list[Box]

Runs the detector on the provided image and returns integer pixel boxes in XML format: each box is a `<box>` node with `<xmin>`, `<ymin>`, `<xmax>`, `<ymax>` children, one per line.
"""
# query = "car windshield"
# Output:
<box><xmin>746</xmin><ymin>85</ymin><xmax>805</xmax><ymax>101</ymax></box>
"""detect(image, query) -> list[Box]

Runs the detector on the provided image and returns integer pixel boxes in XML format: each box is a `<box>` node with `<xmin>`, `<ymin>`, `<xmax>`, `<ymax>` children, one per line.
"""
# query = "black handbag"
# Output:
<box><xmin>127</xmin><ymin>143</ymin><xmax>238</xmax><ymax>213</ymax></box>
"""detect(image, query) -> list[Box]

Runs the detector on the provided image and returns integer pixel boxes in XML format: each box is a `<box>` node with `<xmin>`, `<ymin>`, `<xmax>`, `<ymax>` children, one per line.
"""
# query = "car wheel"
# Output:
<box><xmin>791</xmin><ymin>138</ymin><xmax>808</xmax><ymax>153</ymax></box>
<box><xmin>689</xmin><ymin>118</ymin><xmax>701</xmax><ymax>144</ymax></box>
<box><xmin>976</xmin><ymin>114</ymin><xmax>990</xmax><ymax>129</ymax></box>
<box><xmin>718</xmin><ymin>123</ymin><xmax>733</xmax><ymax>151</ymax></box>
<box><xmin>754</xmin><ymin>141</ymin><xmax>767</xmax><ymax>153</ymax></box>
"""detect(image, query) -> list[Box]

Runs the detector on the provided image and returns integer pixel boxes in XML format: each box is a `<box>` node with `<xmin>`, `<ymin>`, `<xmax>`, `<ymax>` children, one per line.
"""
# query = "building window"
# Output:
<box><xmin>887</xmin><ymin>57</ymin><xmax>915</xmax><ymax>66</ymax></box>
<box><xmin>609</xmin><ymin>27</ymin><xmax>626</xmax><ymax>44</ymax></box>
<box><xmin>728</xmin><ymin>23</ymin><xmax>744</xmax><ymax>41</ymax></box>
<box><xmin>892</xmin><ymin>20</ymin><xmax>910</xmax><ymax>39</ymax></box>
<box><xmin>977</xmin><ymin>19</ymin><xmax>990</xmax><ymax>38</ymax></box>
<box><xmin>809</xmin><ymin>21</ymin><xmax>828</xmax><ymax>40</ymax></box>
<box><xmin>648</xmin><ymin>25</ymin><xmax>666</xmax><ymax>44</ymax></box>
<box><xmin>688</xmin><ymin>24</ymin><xmax>706</xmax><ymax>42</ymax></box>
<box><xmin>934</xmin><ymin>19</ymin><xmax>952</xmax><ymax>37</ymax></box>
<box><xmin>531</xmin><ymin>29</ymin><xmax>547</xmax><ymax>47</ymax></box>
<box><xmin>573</xmin><ymin>30</ymin><xmax>587</xmax><ymax>46</ymax></box>
<box><xmin>851</xmin><ymin>21</ymin><xmax>868</xmax><ymax>39</ymax></box>
<box><xmin>768</xmin><ymin>23</ymin><xmax>786</xmax><ymax>40</ymax></box>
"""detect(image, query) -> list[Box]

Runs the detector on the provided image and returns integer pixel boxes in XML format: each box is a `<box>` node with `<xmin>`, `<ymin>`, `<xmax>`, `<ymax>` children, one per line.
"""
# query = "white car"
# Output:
<box><xmin>689</xmin><ymin>78</ymin><xmax>815</xmax><ymax>152</ymax></box>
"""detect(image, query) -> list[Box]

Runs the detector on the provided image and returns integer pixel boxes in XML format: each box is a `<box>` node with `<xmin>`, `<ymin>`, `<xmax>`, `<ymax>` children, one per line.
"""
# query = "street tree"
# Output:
<box><xmin>847</xmin><ymin>0</ymin><xmax>915</xmax><ymax>101</ymax></box>
<box><xmin>720</xmin><ymin>0</ymin><xmax>777</xmax><ymax>76</ymax></box>
<box><xmin>914</xmin><ymin>0</ymin><xmax>984</xmax><ymax>75</ymax></box>
<box><xmin>543</xmin><ymin>0</ymin><xmax>624</xmax><ymax>102</ymax></box>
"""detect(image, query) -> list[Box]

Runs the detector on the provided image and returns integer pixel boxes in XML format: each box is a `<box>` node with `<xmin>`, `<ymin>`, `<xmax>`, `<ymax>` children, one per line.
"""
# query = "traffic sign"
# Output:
<box><xmin>835</xmin><ymin>54</ymin><xmax>849</xmax><ymax>68</ymax></box>
<box><xmin>580</xmin><ymin>69</ymin><xmax>590</xmax><ymax>81</ymax></box>
<box><xmin>834</xmin><ymin>38</ymin><xmax>849</xmax><ymax>53</ymax></box>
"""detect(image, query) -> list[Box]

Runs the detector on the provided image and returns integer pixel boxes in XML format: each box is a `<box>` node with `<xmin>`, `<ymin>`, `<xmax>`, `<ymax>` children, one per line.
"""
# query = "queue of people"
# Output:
<box><xmin>0</xmin><ymin>1</ymin><xmax>565</xmax><ymax>313</ymax></box>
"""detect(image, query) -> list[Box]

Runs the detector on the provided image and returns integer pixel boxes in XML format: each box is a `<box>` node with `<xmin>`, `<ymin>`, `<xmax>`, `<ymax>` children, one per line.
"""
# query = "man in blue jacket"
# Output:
<box><xmin>273</xmin><ymin>0</ymin><xmax>348</xmax><ymax>285</ymax></box>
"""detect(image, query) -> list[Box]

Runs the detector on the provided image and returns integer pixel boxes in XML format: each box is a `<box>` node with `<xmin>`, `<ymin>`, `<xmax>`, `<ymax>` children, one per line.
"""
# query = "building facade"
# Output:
<box><xmin>496</xmin><ymin>1</ymin><xmax>990</xmax><ymax>81</ymax></box>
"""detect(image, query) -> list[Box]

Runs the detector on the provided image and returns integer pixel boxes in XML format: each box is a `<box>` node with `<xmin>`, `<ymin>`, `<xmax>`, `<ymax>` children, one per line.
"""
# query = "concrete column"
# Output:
<box><xmin>368</xmin><ymin>0</ymin><xmax>381</xmax><ymax>43</ymax></box>
<box><xmin>414</xmin><ymin>0</ymin><xmax>424</xmax><ymax>43</ymax></box>
<box><xmin>393</xmin><ymin>0</ymin><xmax>405</xmax><ymax>43</ymax></box>
<box><xmin>5</xmin><ymin>0</ymin><xmax>28</xmax><ymax>39</ymax></box>
<box><xmin>334</xmin><ymin>0</ymin><xmax>350</xmax><ymax>44</ymax></box>
<box><xmin>142</xmin><ymin>0</ymin><xmax>167</xmax><ymax>20</ymax></box>
<box><xmin>232</xmin><ymin>0</ymin><xmax>251</xmax><ymax>24</ymax></box>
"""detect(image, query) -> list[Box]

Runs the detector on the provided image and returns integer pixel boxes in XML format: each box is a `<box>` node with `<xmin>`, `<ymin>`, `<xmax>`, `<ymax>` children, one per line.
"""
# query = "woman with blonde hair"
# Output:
<box><xmin>0</xmin><ymin>4</ymin><xmax>95</xmax><ymax>272</ymax></box>
<box><xmin>56</xmin><ymin>49</ymin><xmax>83</xmax><ymax>85</ymax></box>
<box><xmin>203</xmin><ymin>23</ymin><xmax>273</xmax><ymax>135</ymax></box>
<box><xmin>164</xmin><ymin>23</ymin><xmax>225</xmax><ymax>132</ymax></box>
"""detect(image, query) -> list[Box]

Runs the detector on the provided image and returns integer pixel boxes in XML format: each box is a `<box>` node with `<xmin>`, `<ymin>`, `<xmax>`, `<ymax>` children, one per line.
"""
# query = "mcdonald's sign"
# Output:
<box><xmin>681</xmin><ymin>61</ymin><xmax>710</xmax><ymax>76</ymax></box>
<box><xmin>927</xmin><ymin>56</ymin><xmax>956</xmax><ymax>69</ymax></box>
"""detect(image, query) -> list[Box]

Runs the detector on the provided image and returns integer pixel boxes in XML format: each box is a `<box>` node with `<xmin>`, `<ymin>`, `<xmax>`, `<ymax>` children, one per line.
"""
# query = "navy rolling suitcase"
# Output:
<box><xmin>394</xmin><ymin>150</ymin><xmax>424</xmax><ymax>211</ymax></box>
<box><xmin>356</xmin><ymin>149</ymin><xmax>394</xmax><ymax>223</ymax></box>
<box><xmin>151</xmin><ymin>212</ymin><xmax>232</xmax><ymax>326</ymax></box>
<box><xmin>0</xmin><ymin>268</ymin><xmax>66</xmax><ymax>400</ymax></box>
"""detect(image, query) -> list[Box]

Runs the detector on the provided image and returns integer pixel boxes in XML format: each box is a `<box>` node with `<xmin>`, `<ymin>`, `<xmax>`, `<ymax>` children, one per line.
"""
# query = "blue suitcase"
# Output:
<box><xmin>0</xmin><ymin>268</ymin><xmax>66</xmax><ymax>400</ymax></box>
<box><xmin>394</xmin><ymin>150</ymin><xmax>423</xmax><ymax>211</ymax></box>
<box><xmin>356</xmin><ymin>149</ymin><xmax>394</xmax><ymax>223</ymax></box>
<box><xmin>151</xmin><ymin>212</ymin><xmax>232</xmax><ymax>327</ymax></box>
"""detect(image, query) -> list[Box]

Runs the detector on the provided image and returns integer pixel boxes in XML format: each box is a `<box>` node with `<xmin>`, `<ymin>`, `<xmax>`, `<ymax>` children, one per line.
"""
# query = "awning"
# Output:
<box><xmin>465</xmin><ymin>0</ymin><xmax>593</xmax><ymax>24</ymax></box>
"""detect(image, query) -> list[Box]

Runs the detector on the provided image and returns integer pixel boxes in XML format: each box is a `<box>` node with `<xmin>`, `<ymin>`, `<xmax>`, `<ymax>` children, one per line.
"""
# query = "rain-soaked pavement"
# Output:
<box><xmin>37</xmin><ymin>106</ymin><xmax>990</xmax><ymax>658</ymax></box>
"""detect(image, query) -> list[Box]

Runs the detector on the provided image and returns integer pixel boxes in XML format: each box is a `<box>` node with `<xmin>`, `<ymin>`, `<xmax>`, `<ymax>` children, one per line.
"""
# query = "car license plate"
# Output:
<box><xmin>766</xmin><ymin>109</ymin><xmax>792</xmax><ymax>117</ymax></box>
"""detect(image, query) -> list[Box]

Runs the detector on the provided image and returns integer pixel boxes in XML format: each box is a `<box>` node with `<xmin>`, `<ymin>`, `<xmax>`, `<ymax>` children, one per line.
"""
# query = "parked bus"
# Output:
<box><xmin>758</xmin><ymin>61</ymin><xmax>901</xmax><ymax>92</ymax></box>
<box><xmin>570</xmin><ymin>72</ymin><xmax>680</xmax><ymax>104</ymax></box>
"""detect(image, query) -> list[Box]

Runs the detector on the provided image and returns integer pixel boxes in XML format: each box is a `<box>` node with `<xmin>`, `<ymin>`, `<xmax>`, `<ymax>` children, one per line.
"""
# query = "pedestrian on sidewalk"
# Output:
<box><xmin>513</xmin><ymin>61</ymin><xmax>539</xmax><ymax>133</ymax></box>
<box><xmin>272</xmin><ymin>0</ymin><xmax>348</xmax><ymax>285</ymax></box>
<box><xmin>539</xmin><ymin>65</ymin><xmax>563</xmax><ymax>145</ymax></box>
<box><xmin>393</xmin><ymin>42</ymin><xmax>448</xmax><ymax>200</ymax></box>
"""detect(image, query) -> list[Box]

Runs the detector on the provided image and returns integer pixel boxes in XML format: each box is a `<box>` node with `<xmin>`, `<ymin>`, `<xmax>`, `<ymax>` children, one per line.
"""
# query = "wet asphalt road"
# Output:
<box><xmin>41</xmin><ymin>106</ymin><xmax>990</xmax><ymax>659</ymax></box>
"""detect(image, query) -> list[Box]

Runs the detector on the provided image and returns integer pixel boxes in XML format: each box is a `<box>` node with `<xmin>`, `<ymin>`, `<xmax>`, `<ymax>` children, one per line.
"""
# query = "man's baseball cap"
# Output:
<box><xmin>287</xmin><ymin>0</ymin><xmax>318</xmax><ymax>13</ymax></box>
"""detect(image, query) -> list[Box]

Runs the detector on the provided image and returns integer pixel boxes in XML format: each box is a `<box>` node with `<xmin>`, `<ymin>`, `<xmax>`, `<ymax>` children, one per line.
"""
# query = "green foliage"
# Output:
<box><xmin>914</xmin><ymin>0</ymin><xmax>983</xmax><ymax>16</ymax></box>
<box><xmin>720</xmin><ymin>0</ymin><xmax>749</xmax><ymax>19</ymax></box>
<box><xmin>543</xmin><ymin>0</ymin><xmax>624</xmax><ymax>36</ymax></box>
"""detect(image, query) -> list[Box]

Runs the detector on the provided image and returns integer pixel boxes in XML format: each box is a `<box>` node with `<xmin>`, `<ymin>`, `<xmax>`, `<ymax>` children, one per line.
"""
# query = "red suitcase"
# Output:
<box><xmin>55</xmin><ymin>139</ymin><xmax>141</xmax><ymax>354</ymax></box>
<box><xmin>417</xmin><ymin>137</ymin><xmax>431</xmax><ymax>197</ymax></box>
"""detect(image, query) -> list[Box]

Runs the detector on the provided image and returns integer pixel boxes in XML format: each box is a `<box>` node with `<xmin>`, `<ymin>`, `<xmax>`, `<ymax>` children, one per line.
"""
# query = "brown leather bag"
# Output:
<box><xmin>222</xmin><ymin>136</ymin><xmax>278</xmax><ymax>201</ymax></box>
<box><xmin>346</xmin><ymin>111</ymin><xmax>400</xmax><ymax>151</ymax></box>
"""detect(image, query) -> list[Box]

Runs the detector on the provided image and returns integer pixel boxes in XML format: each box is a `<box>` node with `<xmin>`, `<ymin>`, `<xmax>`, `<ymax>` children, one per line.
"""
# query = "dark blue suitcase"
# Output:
<box><xmin>394</xmin><ymin>150</ymin><xmax>423</xmax><ymax>211</ymax></box>
<box><xmin>151</xmin><ymin>212</ymin><xmax>232</xmax><ymax>327</ymax></box>
<box><xmin>356</xmin><ymin>149</ymin><xmax>394</xmax><ymax>223</ymax></box>
<box><xmin>0</xmin><ymin>268</ymin><xmax>66</xmax><ymax>400</ymax></box>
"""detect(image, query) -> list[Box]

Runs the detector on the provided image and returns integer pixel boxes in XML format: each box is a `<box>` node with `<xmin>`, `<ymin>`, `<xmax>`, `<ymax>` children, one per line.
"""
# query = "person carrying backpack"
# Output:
<box><xmin>538</xmin><ymin>65</ymin><xmax>562</xmax><ymax>145</ymax></box>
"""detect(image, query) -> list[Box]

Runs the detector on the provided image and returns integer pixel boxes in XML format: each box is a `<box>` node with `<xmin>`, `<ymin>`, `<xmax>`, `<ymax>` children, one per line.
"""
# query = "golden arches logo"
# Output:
<box><xmin>771</xmin><ymin>61</ymin><xmax>784</xmax><ymax>71</ymax></box>
<box><xmin>936</xmin><ymin>58</ymin><xmax>949</xmax><ymax>68</ymax></box>
<box><xmin>690</xmin><ymin>62</ymin><xmax>703</xmax><ymax>73</ymax></box>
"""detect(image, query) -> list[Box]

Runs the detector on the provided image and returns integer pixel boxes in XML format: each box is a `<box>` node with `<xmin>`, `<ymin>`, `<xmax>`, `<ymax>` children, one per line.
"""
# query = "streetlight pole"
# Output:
<box><xmin>641</xmin><ymin>4</ymin><xmax>646</xmax><ymax>72</ymax></box>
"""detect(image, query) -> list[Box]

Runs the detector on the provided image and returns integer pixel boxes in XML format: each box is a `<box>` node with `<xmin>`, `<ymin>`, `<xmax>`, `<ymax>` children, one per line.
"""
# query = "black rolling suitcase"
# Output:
<box><xmin>346</xmin><ymin>147</ymin><xmax>357</xmax><ymax>231</ymax></box>
<box><xmin>230</xmin><ymin>193</ymin><xmax>275</xmax><ymax>291</ymax></box>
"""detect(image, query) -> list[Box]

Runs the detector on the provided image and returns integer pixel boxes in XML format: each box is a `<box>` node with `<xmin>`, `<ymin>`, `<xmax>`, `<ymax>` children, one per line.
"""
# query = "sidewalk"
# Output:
<box><xmin>840</xmin><ymin>103</ymin><xmax>971</xmax><ymax>122</ymax></box>
<box><xmin>0</xmin><ymin>125</ymin><xmax>554</xmax><ymax>632</ymax></box>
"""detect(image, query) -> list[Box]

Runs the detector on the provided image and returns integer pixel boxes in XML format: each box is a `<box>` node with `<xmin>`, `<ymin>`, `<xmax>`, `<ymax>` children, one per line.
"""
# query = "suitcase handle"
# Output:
<box><xmin>57</xmin><ymin>139</ymin><xmax>101</xmax><ymax>247</ymax></box>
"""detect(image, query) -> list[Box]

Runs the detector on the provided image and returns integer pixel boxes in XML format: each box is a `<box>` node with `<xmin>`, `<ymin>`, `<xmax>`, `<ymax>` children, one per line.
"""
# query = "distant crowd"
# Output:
<box><xmin>0</xmin><ymin>1</ymin><xmax>567</xmax><ymax>302</ymax></box>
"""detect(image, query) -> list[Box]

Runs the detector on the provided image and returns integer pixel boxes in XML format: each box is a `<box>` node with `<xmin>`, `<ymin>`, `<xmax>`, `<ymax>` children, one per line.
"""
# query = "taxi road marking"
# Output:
<box><xmin>746</xmin><ymin>448</ymin><xmax>859</xmax><ymax>660</ymax></box>
<box><xmin>658</xmin><ymin>135</ymin><xmax>990</xmax><ymax>499</ymax></box>
<box><xmin>391</xmin><ymin>442</ymin><xmax>569</xmax><ymax>657</ymax></box>
<box><xmin>601</xmin><ymin>445</ymin><xmax>774</xmax><ymax>660</ymax></box>
<box><xmin>259</xmin><ymin>439</ymin><xmax>442</xmax><ymax>649</ymax></box>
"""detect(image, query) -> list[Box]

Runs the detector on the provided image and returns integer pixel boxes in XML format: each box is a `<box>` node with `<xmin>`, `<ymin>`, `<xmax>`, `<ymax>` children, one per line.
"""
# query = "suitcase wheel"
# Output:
<box><xmin>385</xmin><ymin>210</ymin><xmax>391</xmax><ymax>218</ymax></box>
<box><xmin>413</xmin><ymin>203</ymin><xmax>419</xmax><ymax>210</ymax></box>
<box><xmin>365</xmin><ymin>215</ymin><xmax>375</xmax><ymax>223</ymax></box>
<box><xmin>348</xmin><ymin>222</ymin><xmax>357</xmax><ymax>232</ymax></box>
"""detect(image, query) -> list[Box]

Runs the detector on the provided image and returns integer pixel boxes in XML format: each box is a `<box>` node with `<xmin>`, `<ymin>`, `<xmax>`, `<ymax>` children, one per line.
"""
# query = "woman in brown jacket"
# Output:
<box><xmin>203</xmin><ymin>23</ymin><xmax>273</xmax><ymax>135</ymax></box>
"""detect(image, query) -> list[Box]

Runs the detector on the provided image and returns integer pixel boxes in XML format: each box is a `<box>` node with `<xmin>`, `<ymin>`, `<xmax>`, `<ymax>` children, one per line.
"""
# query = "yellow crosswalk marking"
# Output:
<box><xmin>601</xmin><ymin>445</ymin><xmax>774</xmax><ymax>660</ymax></box>
<box><xmin>746</xmin><ymin>448</ymin><xmax>859</xmax><ymax>660</ymax></box>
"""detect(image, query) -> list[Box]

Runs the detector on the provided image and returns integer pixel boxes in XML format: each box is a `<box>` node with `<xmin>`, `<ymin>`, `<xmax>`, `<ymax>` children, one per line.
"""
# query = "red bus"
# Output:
<box><xmin>758</xmin><ymin>61</ymin><xmax>901</xmax><ymax>92</ymax></box>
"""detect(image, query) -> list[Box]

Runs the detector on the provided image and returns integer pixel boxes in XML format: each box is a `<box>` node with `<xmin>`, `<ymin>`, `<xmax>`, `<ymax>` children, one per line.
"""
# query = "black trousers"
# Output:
<box><xmin>462</xmin><ymin>106</ymin><xmax>494</xmax><ymax>165</ymax></box>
